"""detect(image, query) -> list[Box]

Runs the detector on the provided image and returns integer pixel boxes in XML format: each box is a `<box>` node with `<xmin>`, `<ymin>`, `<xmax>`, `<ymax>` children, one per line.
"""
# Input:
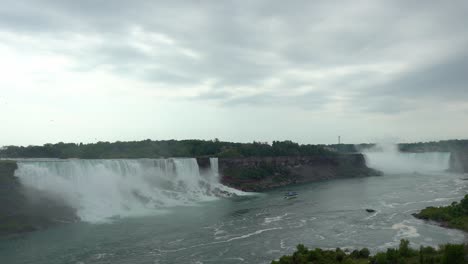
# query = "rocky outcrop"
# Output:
<box><xmin>216</xmin><ymin>154</ymin><xmax>381</xmax><ymax>192</ymax></box>
<box><xmin>196</xmin><ymin>157</ymin><xmax>211</xmax><ymax>169</ymax></box>
<box><xmin>0</xmin><ymin>160</ymin><xmax>78</xmax><ymax>236</ymax></box>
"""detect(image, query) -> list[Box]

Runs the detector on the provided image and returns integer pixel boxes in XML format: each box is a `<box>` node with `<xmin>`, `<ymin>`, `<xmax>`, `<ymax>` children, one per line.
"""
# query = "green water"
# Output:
<box><xmin>1</xmin><ymin>172</ymin><xmax>466</xmax><ymax>264</ymax></box>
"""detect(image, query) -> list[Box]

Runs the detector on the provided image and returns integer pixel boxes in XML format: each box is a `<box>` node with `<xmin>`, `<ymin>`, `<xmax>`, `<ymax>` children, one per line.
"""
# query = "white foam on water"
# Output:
<box><xmin>222</xmin><ymin>257</ymin><xmax>245</xmax><ymax>262</ymax></box>
<box><xmin>280</xmin><ymin>239</ymin><xmax>287</xmax><ymax>249</ymax></box>
<box><xmin>288</xmin><ymin>219</ymin><xmax>307</xmax><ymax>228</ymax></box>
<box><xmin>224</xmin><ymin>228</ymin><xmax>283</xmax><ymax>242</ymax></box>
<box><xmin>263</xmin><ymin>213</ymin><xmax>289</xmax><ymax>225</ymax></box>
<box><xmin>364</xmin><ymin>211</ymin><xmax>379</xmax><ymax>220</ymax></box>
<box><xmin>157</xmin><ymin>227</ymin><xmax>282</xmax><ymax>253</ymax></box>
<box><xmin>316</xmin><ymin>234</ymin><xmax>325</xmax><ymax>240</ymax></box>
<box><xmin>15</xmin><ymin>158</ymin><xmax>244</xmax><ymax>223</ymax></box>
<box><xmin>392</xmin><ymin>221</ymin><xmax>420</xmax><ymax>239</ymax></box>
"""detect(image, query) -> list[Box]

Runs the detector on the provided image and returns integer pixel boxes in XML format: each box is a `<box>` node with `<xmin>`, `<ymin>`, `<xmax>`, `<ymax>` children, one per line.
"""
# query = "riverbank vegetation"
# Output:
<box><xmin>413</xmin><ymin>195</ymin><xmax>468</xmax><ymax>232</ymax></box>
<box><xmin>272</xmin><ymin>240</ymin><xmax>466</xmax><ymax>264</ymax></box>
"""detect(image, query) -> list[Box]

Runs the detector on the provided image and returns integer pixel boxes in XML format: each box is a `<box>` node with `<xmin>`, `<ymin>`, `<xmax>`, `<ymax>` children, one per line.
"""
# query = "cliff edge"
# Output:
<box><xmin>210</xmin><ymin>154</ymin><xmax>381</xmax><ymax>191</ymax></box>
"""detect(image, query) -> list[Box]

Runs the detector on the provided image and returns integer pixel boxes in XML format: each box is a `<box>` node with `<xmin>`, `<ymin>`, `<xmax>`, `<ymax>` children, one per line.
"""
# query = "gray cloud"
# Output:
<box><xmin>1</xmin><ymin>0</ymin><xmax>467</xmax><ymax>112</ymax></box>
<box><xmin>217</xmin><ymin>90</ymin><xmax>330</xmax><ymax>112</ymax></box>
<box><xmin>379</xmin><ymin>54</ymin><xmax>468</xmax><ymax>99</ymax></box>
<box><xmin>354</xmin><ymin>52</ymin><xmax>468</xmax><ymax>114</ymax></box>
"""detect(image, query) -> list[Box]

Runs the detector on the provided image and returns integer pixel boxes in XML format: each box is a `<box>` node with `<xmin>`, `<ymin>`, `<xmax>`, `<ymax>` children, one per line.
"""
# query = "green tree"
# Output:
<box><xmin>359</xmin><ymin>248</ymin><xmax>370</xmax><ymax>258</ymax></box>
<box><xmin>442</xmin><ymin>244</ymin><xmax>465</xmax><ymax>264</ymax></box>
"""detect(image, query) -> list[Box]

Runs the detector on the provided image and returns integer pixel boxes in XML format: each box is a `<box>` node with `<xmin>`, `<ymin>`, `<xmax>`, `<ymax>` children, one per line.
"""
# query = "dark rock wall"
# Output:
<box><xmin>216</xmin><ymin>154</ymin><xmax>381</xmax><ymax>192</ymax></box>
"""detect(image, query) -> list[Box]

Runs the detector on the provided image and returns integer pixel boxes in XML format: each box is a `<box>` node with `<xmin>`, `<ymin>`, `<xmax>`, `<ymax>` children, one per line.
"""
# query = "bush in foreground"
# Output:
<box><xmin>271</xmin><ymin>240</ymin><xmax>467</xmax><ymax>264</ymax></box>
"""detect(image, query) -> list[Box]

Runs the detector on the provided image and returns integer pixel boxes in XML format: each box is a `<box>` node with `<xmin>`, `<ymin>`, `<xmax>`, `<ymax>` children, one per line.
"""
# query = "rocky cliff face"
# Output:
<box><xmin>215</xmin><ymin>154</ymin><xmax>381</xmax><ymax>192</ymax></box>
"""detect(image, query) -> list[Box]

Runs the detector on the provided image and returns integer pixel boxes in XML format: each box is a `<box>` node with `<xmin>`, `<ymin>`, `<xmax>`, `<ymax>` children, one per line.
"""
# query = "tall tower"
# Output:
<box><xmin>338</xmin><ymin>136</ymin><xmax>341</xmax><ymax>144</ymax></box>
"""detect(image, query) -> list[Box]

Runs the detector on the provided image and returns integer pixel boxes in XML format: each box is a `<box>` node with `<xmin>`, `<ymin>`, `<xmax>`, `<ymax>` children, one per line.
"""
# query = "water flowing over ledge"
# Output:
<box><xmin>363</xmin><ymin>145</ymin><xmax>451</xmax><ymax>174</ymax></box>
<box><xmin>14</xmin><ymin>158</ymin><xmax>243</xmax><ymax>223</ymax></box>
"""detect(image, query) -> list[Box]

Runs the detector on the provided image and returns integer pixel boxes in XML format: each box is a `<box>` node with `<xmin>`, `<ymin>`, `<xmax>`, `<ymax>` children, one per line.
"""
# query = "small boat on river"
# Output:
<box><xmin>284</xmin><ymin>191</ymin><xmax>298</xmax><ymax>199</ymax></box>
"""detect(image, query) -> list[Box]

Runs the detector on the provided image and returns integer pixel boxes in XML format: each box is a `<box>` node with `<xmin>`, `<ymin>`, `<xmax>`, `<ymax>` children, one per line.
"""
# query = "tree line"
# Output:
<box><xmin>399</xmin><ymin>139</ymin><xmax>468</xmax><ymax>152</ymax></box>
<box><xmin>2</xmin><ymin>139</ymin><xmax>467</xmax><ymax>159</ymax></box>
<box><xmin>0</xmin><ymin>139</ymin><xmax>335</xmax><ymax>159</ymax></box>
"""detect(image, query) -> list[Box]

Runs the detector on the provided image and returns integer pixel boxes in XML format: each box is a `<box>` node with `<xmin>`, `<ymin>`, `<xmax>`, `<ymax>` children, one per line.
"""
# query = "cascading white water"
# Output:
<box><xmin>363</xmin><ymin>144</ymin><xmax>451</xmax><ymax>174</ymax></box>
<box><xmin>14</xmin><ymin>158</ymin><xmax>243</xmax><ymax>223</ymax></box>
<box><xmin>209</xmin><ymin>157</ymin><xmax>219</xmax><ymax>181</ymax></box>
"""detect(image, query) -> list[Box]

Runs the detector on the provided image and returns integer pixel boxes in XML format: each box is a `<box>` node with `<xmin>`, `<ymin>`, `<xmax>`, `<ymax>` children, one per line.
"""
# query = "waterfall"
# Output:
<box><xmin>363</xmin><ymin>145</ymin><xmax>451</xmax><ymax>174</ymax></box>
<box><xmin>209</xmin><ymin>157</ymin><xmax>219</xmax><ymax>181</ymax></box>
<box><xmin>14</xmin><ymin>158</ymin><xmax>242</xmax><ymax>223</ymax></box>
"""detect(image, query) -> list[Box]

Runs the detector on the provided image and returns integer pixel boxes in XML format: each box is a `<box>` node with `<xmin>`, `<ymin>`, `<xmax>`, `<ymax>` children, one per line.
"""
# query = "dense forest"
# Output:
<box><xmin>0</xmin><ymin>139</ymin><xmax>335</xmax><ymax>159</ymax></box>
<box><xmin>272</xmin><ymin>240</ymin><xmax>466</xmax><ymax>264</ymax></box>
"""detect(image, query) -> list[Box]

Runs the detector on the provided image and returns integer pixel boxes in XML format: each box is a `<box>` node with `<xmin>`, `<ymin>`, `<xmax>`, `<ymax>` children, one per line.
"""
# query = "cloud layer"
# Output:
<box><xmin>1</xmin><ymin>0</ymin><xmax>467</xmax><ymax>145</ymax></box>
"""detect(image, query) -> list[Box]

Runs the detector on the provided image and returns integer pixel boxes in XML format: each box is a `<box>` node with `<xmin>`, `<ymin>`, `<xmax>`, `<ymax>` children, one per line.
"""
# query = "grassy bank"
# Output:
<box><xmin>413</xmin><ymin>195</ymin><xmax>468</xmax><ymax>232</ymax></box>
<box><xmin>272</xmin><ymin>240</ymin><xmax>466</xmax><ymax>264</ymax></box>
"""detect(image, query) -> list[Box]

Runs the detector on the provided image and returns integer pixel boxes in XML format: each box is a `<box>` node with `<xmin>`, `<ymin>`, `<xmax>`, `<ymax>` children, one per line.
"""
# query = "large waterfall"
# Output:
<box><xmin>363</xmin><ymin>145</ymin><xmax>451</xmax><ymax>174</ymax></box>
<box><xmin>15</xmin><ymin>158</ymin><xmax>242</xmax><ymax>223</ymax></box>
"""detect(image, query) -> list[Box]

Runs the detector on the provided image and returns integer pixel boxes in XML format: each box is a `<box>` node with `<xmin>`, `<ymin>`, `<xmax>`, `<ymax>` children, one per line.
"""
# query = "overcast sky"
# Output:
<box><xmin>1</xmin><ymin>0</ymin><xmax>467</xmax><ymax>146</ymax></box>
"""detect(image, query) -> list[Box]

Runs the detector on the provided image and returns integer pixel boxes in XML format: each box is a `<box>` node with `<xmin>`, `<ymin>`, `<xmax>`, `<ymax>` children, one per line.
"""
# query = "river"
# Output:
<box><xmin>0</xmin><ymin>152</ymin><xmax>466</xmax><ymax>263</ymax></box>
